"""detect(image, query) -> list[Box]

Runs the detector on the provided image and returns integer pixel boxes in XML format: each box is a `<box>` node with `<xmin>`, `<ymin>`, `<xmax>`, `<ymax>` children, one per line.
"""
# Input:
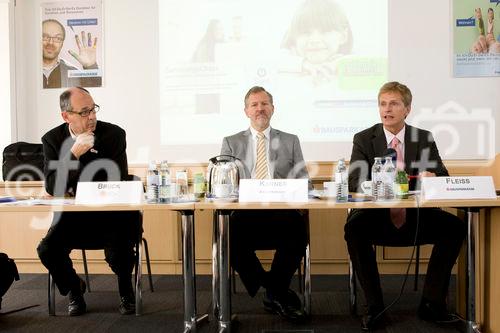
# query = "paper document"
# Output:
<box><xmin>5</xmin><ymin>198</ymin><xmax>75</xmax><ymax>206</ymax></box>
<box><xmin>0</xmin><ymin>196</ymin><xmax>16</xmax><ymax>203</ymax></box>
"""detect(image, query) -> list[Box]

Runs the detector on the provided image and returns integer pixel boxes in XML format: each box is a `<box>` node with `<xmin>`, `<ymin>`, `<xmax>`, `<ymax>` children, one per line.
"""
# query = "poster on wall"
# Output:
<box><xmin>452</xmin><ymin>0</ymin><xmax>500</xmax><ymax>77</ymax></box>
<box><xmin>41</xmin><ymin>0</ymin><xmax>103</xmax><ymax>89</ymax></box>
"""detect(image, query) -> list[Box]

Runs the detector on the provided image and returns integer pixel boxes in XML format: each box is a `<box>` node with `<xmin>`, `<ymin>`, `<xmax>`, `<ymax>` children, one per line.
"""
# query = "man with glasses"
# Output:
<box><xmin>42</xmin><ymin>19</ymin><xmax>102</xmax><ymax>89</ymax></box>
<box><xmin>37</xmin><ymin>87</ymin><xmax>141</xmax><ymax>316</ymax></box>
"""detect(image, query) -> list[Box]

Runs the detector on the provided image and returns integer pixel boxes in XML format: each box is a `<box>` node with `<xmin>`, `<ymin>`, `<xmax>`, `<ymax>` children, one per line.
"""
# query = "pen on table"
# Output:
<box><xmin>408</xmin><ymin>175</ymin><xmax>419</xmax><ymax>179</ymax></box>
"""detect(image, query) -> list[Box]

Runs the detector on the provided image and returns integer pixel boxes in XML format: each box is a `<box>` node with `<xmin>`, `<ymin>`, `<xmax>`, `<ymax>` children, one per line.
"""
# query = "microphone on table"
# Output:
<box><xmin>382</xmin><ymin>148</ymin><xmax>397</xmax><ymax>162</ymax></box>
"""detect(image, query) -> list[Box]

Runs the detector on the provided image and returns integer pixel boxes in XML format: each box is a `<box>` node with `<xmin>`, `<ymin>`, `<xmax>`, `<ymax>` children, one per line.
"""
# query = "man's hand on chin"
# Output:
<box><xmin>71</xmin><ymin>132</ymin><xmax>95</xmax><ymax>159</ymax></box>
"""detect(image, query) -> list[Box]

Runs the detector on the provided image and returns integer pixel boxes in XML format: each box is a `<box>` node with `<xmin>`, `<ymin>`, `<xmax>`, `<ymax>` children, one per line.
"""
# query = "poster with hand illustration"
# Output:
<box><xmin>41</xmin><ymin>0</ymin><xmax>103</xmax><ymax>89</ymax></box>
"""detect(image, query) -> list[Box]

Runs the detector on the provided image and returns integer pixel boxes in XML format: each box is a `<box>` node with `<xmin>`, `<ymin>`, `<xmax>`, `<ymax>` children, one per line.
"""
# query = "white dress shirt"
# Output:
<box><xmin>383</xmin><ymin>125</ymin><xmax>405</xmax><ymax>158</ymax></box>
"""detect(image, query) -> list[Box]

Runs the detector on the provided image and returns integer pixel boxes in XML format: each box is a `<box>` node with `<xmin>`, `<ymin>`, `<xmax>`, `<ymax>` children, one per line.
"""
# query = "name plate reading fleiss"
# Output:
<box><xmin>239</xmin><ymin>179</ymin><xmax>308</xmax><ymax>203</ymax></box>
<box><xmin>421</xmin><ymin>176</ymin><xmax>496</xmax><ymax>200</ymax></box>
<box><xmin>75</xmin><ymin>181</ymin><xmax>144</xmax><ymax>205</ymax></box>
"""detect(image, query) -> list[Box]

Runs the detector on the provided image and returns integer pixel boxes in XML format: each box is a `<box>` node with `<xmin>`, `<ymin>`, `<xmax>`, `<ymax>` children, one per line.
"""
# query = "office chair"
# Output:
<box><xmin>48</xmin><ymin>175</ymin><xmax>153</xmax><ymax>316</ymax></box>
<box><xmin>79</xmin><ymin>238</ymin><xmax>154</xmax><ymax>294</ymax></box>
<box><xmin>348</xmin><ymin>242</ymin><xmax>421</xmax><ymax>315</ymax></box>
<box><xmin>231</xmin><ymin>237</ymin><xmax>308</xmax><ymax>294</ymax></box>
<box><xmin>223</xmin><ymin>211</ymin><xmax>312</xmax><ymax>316</ymax></box>
<box><xmin>48</xmin><ymin>236</ymin><xmax>152</xmax><ymax>316</ymax></box>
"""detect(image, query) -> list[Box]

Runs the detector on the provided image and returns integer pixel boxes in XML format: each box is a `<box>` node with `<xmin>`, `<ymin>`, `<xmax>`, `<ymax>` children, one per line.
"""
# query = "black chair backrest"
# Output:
<box><xmin>2</xmin><ymin>142</ymin><xmax>44</xmax><ymax>181</ymax></box>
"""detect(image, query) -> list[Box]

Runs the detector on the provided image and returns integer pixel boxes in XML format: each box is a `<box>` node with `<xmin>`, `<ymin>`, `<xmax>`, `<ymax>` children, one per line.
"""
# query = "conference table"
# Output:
<box><xmin>197</xmin><ymin>196</ymin><xmax>500</xmax><ymax>333</ymax></box>
<box><xmin>0</xmin><ymin>200</ymin><xmax>208</xmax><ymax>333</ymax></box>
<box><xmin>2</xmin><ymin>196</ymin><xmax>499</xmax><ymax>333</ymax></box>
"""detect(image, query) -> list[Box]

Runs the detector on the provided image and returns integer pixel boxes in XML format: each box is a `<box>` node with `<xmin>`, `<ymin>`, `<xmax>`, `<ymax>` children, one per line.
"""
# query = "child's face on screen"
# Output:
<box><xmin>294</xmin><ymin>29</ymin><xmax>346</xmax><ymax>64</ymax></box>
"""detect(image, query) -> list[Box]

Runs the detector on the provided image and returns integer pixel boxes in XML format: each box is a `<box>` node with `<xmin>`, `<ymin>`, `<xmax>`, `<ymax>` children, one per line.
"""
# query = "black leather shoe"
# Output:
<box><xmin>119</xmin><ymin>295</ymin><xmax>136</xmax><ymax>315</ymax></box>
<box><xmin>361</xmin><ymin>309</ymin><xmax>388</xmax><ymax>331</ymax></box>
<box><xmin>418</xmin><ymin>300</ymin><xmax>459</xmax><ymax>324</ymax></box>
<box><xmin>68</xmin><ymin>279</ymin><xmax>87</xmax><ymax>316</ymax></box>
<box><xmin>263</xmin><ymin>289</ymin><xmax>306</xmax><ymax>323</ymax></box>
<box><xmin>284</xmin><ymin>289</ymin><xmax>302</xmax><ymax>309</ymax></box>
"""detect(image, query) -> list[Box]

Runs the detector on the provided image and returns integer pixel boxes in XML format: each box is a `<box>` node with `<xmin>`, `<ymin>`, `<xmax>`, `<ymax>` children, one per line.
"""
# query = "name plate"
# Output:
<box><xmin>75</xmin><ymin>181</ymin><xmax>144</xmax><ymax>205</ymax></box>
<box><xmin>421</xmin><ymin>176</ymin><xmax>496</xmax><ymax>200</ymax></box>
<box><xmin>239</xmin><ymin>179</ymin><xmax>308</xmax><ymax>203</ymax></box>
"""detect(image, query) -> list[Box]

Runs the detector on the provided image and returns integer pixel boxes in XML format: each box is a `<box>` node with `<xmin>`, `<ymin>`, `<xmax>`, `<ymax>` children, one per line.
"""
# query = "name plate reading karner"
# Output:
<box><xmin>239</xmin><ymin>179</ymin><xmax>308</xmax><ymax>203</ymax></box>
<box><xmin>421</xmin><ymin>176</ymin><xmax>496</xmax><ymax>200</ymax></box>
<box><xmin>75</xmin><ymin>181</ymin><xmax>144</xmax><ymax>205</ymax></box>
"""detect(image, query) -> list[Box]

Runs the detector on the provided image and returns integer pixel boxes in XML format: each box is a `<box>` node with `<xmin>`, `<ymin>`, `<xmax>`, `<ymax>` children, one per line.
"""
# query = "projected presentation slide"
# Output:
<box><xmin>159</xmin><ymin>0</ymin><xmax>387</xmax><ymax>145</ymax></box>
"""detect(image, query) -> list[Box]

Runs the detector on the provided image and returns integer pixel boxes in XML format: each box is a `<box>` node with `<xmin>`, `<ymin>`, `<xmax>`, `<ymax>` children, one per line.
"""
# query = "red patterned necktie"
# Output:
<box><xmin>390</xmin><ymin>137</ymin><xmax>406</xmax><ymax>228</ymax></box>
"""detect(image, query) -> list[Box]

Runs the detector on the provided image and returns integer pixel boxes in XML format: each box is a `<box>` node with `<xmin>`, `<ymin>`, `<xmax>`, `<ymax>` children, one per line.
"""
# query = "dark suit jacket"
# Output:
<box><xmin>348</xmin><ymin>123</ymin><xmax>448</xmax><ymax>193</ymax></box>
<box><xmin>42</xmin><ymin>120</ymin><xmax>128</xmax><ymax>197</ymax></box>
<box><xmin>220</xmin><ymin>127</ymin><xmax>311</xmax><ymax>189</ymax></box>
<box><xmin>41</xmin><ymin>120</ymin><xmax>141</xmax><ymax>248</ymax></box>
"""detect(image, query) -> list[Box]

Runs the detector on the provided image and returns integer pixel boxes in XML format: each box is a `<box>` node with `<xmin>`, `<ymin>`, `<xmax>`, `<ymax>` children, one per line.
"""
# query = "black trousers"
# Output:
<box><xmin>344</xmin><ymin>208</ymin><xmax>465</xmax><ymax>311</ymax></box>
<box><xmin>37</xmin><ymin>211</ymin><xmax>142</xmax><ymax>297</ymax></box>
<box><xmin>229</xmin><ymin>209</ymin><xmax>308</xmax><ymax>297</ymax></box>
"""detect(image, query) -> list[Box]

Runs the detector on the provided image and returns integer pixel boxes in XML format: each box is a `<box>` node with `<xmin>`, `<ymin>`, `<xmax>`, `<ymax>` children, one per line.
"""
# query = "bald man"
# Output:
<box><xmin>37</xmin><ymin>87</ymin><xmax>140</xmax><ymax>316</ymax></box>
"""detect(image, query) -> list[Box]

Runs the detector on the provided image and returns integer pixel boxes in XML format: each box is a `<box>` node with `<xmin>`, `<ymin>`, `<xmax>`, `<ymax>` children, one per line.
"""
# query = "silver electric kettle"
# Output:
<box><xmin>207</xmin><ymin>155</ymin><xmax>241</xmax><ymax>199</ymax></box>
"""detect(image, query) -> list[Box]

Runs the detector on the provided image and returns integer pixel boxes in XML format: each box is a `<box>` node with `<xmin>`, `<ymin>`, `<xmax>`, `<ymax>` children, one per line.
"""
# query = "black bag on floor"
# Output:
<box><xmin>2</xmin><ymin>142</ymin><xmax>44</xmax><ymax>181</ymax></box>
<box><xmin>0</xmin><ymin>253</ymin><xmax>20</xmax><ymax>310</ymax></box>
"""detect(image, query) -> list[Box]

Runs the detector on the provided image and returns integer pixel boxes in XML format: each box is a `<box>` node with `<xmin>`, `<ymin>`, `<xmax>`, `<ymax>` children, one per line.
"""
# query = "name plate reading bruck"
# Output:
<box><xmin>75</xmin><ymin>181</ymin><xmax>144</xmax><ymax>205</ymax></box>
<box><xmin>421</xmin><ymin>176</ymin><xmax>496</xmax><ymax>200</ymax></box>
<box><xmin>239</xmin><ymin>179</ymin><xmax>308</xmax><ymax>203</ymax></box>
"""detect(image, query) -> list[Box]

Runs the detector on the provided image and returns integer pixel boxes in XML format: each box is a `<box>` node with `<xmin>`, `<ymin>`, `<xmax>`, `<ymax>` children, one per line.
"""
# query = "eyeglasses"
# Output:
<box><xmin>42</xmin><ymin>35</ymin><xmax>64</xmax><ymax>43</ymax></box>
<box><xmin>67</xmin><ymin>104</ymin><xmax>100</xmax><ymax>117</ymax></box>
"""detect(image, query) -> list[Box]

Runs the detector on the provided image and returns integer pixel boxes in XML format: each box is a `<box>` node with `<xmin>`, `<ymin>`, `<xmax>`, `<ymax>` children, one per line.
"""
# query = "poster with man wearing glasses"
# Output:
<box><xmin>42</xmin><ymin>0</ymin><xmax>103</xmax><ymax>89</ymax></box>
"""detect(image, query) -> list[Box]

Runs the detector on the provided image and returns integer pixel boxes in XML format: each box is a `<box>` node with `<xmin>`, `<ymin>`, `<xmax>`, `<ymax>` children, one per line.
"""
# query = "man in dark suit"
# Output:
<box><xmin>345</xmin><ymin>81</ymin><xmax>465</xmax><ymax>330</ymax></box>
<box><xmin>220</xmin><ymin>86</ymin><xmax>310</xmax><ymax>323</ymax></box>
<box><xmin>37</xmin><ymin>87</ymin><xmax>140</xmax><ymax>316</ymax></box>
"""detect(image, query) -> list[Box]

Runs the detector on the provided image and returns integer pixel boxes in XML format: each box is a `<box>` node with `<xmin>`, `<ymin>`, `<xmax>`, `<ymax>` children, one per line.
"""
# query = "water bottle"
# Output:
<box><xmin>176</xmin><ymin>169</ymin><xmax>188</xmax><ymax>199</ymax></box>
<box><xmin>382</xmin><ymin>156</ymin><xmax>396</xmax><ymax>200</ymax></box>
<box><xmin>146</xmin><ymin>161</ymin><xmax>159</xmax><ymax>203</ymax></box>
<box><xmin>371</xmin><ymin>157</ymin><xmax>384</xmax><ymax>201</ymax></box>
<box><xmin>193</xmin><ymin>172</ymin><xmax>206</xmax><ymax>199</ymax></box>
<box><xmin>158</xmin><ymin>160</ymin><xmax>171</xmax><ymax>203</ymax></box>
<box><xmin>335</xmin><ymin>158</ymin><xmax>348</xmax><ymax>202</ymax></box>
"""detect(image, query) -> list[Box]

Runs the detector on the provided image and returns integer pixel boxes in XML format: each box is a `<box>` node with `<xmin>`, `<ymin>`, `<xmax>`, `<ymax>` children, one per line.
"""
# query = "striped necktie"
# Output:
<box><xmin>255</xmin><ymin>132</ymin><xmax>268</xmax><ymax>179</ymax></box>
